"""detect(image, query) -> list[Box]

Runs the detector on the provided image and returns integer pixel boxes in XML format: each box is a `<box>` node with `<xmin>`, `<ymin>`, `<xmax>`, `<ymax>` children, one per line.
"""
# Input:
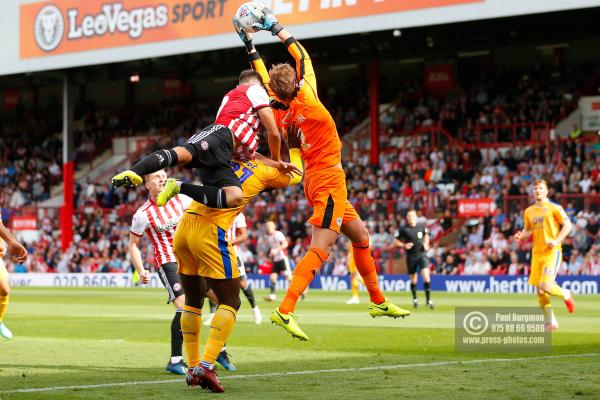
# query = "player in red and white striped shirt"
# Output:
<box><xmin>113</xmin><ymin>70</ymin><xmax>300</xmax><ymax>211</ymax></box>
<box><xmin>215</xmin><ymin>81</ymin><xmax>267</xmax><ymax>160</ymax></box>
<box><xmin>130</xmin><ymin>192</ymin><xmax>190</xmax><ymax>268</ymax></box>
<box><xmin>129</xmin><ymin>169</ymin><xmax>191</xmax><ymax>376</ymax></box>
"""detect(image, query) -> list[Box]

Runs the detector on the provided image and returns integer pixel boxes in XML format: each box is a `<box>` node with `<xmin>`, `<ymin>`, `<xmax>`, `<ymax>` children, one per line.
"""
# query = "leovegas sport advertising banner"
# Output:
<box><xmin>20</xmin><ymin>0</ymin><xmax>481</xmax><ymax>59</ymax></box>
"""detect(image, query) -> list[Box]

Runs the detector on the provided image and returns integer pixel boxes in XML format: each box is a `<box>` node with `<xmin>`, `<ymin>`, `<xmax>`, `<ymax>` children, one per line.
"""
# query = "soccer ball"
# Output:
<box><xmin>234</xmin><ymin>2</ymin><xmax>265</xmax><ymax>33</ymax></box>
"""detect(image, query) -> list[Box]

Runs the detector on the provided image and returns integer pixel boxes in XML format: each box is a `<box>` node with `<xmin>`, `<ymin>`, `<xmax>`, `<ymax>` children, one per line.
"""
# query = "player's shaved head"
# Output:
<box><xmin>266</xmin><ymin>221</ymin><xmax>276</xmax><ymax>233</ymax></box>
<box><xmin>268</xmin><ymin>63</ymin><xmax>297</xmax><ymax>102</ymax></box>
<box><xmin>238</xmin><ymin>69</ymin><xmax>263</xmax><ymax>85</ymax></box>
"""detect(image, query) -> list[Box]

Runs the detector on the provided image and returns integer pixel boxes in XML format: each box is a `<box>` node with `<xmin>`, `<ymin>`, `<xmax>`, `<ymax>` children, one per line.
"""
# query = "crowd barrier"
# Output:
<box><xmin>9</xmin><ymin>273</ymin><xmax>600</xmax><ymax>295</ymax></box>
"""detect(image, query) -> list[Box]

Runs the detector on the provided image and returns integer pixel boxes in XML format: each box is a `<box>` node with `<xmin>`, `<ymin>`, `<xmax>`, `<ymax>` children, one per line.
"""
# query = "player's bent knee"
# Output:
<box><xmin>228</xmin><ymin>297</ymin><xmax>242</xmax><ymax>311</ymax></box>
<box><xmin>185</xmin><ymin>293</ymin><xmax>204</xmax><ymax>309</ymax></box>
<box><xmin>179</xmin><ymin>274</ymin><xmax>205</xmax><ymax>309</ymax></box>
<box><xmin>352</xmin><ymin>228</ymin><xmax>370</xmax><ymax>245</ymax></box>
<box><xmin>341</xmin><ymin>219</ymin><xmax>370</xmax><ymax>244</ymax></box>
<box><xmin>173</xmin><ymin>295</ymin><xmax>185</xmax><ymax>309</ymax></box>
<box><xmin>217</xmin><ymin>294</ymin><xmax>241</xmax><ymax>311</ymax></box>
<box><xmin>540</xmin><ymin>283</ymin><xmax>553</xmax><ymax>293</ymax></box>
<box><xmin>537</xmin><ymin>286</ymin><xmax>548</xmax><ymax>295</ymax></box>
<box><xmin>311</xmin><ymin>238</ymin><xmax>335</xmax><ymax>255</ymax></box>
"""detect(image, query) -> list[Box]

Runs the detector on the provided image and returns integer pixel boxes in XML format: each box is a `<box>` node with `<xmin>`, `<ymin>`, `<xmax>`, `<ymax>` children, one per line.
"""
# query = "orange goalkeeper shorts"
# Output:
<box><xmin>304</xmin><ymin>166</ymin><xmax>359</xmax><ymax>233</ymax></box>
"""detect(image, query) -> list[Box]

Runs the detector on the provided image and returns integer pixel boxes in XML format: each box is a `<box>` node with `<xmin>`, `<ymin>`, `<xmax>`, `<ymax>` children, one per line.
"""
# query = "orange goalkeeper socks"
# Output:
<box><xmin>279</xmin><ymin>248</ymin><xmax>326</xmax><ymax>314</ymax></box>
<box><xmin>352</xmin><ymin>240</ymin><xmax>385</xmax><ymax>304</ymax></box>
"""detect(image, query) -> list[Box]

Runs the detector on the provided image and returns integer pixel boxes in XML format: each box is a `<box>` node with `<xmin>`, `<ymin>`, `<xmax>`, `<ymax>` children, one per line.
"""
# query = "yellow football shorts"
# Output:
<box><xmin>0</xmin><ymin>259</ymin><xmax>8</xmax><ymax>281</ymax></box>
<box><xmin>529</xmin><ymin>249</ymin><xmax>562</xmax><ymax>287</ymax></box>
<box><xmin>174</xmin><ymin>213</ymin><xmax>239</xmax><ymax>279</ymax></box>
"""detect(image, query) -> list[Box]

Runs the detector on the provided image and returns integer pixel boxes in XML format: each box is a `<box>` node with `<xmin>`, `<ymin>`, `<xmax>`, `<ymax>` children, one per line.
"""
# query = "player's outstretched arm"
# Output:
<box><xmin>233</xmin><ymin>18</ymin><xmax>273</xmax><ymax>97</ymax></box>
<box><xmin>255</xmin><ymin>153</ymin><xmax>302</xmax><ymax>178</ymax></box>
<box><xmin>251</xmin><ymin>8</ymin><xmax>316</xmax><ymax>89</ymax></box>
<box><xmin>112</xmin><ymin>147</ymin><xmax>192</xmax><ymax>189</ymax></box>
<box><xmin>257</xmin><ymin>106</ymin><xmax>282</xmax><ymax>163</ymax></box>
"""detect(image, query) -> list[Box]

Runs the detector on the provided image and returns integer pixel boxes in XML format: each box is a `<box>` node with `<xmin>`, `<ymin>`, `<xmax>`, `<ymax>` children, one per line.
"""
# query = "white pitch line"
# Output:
<box><xmin>3</xmin><ymin>353</ymin><xmax>598</xmax><ymax>394</ymax></box>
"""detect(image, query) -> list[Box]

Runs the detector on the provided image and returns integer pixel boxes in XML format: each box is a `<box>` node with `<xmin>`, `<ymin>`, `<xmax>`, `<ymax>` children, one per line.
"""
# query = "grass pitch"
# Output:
<box><xmin>0</xmin><ymin>287</ymin><xmax>599</xmax><ymax>399</ymax></box>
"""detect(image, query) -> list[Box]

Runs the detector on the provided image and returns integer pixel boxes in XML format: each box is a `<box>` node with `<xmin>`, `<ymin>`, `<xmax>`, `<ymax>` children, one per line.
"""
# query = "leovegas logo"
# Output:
<box><xmin>20</xmin><ymin>0</ymin><xmax>481</xmax><ymax>59</ymax></box>
<box><xmin>21</xmin><ymin>0</ymin><xmax>232</xmax><ymax>58</ymax></box>
<box><xmin>34</xmin><ymin>5</ymin><xmax>64</xmax><ymax>51</ymax></box>
<box><xmin>65</xmin><ymin>3</ymin><xmax>168</xmax><ymax>40</ymax></box>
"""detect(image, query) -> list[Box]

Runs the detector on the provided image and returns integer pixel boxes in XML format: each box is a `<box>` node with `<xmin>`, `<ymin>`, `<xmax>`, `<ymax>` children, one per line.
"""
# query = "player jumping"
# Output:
<box><xmin>128</xmin><ymin>169</ymin><xmax>234</xmax><ymax>374</ymax></box>
<box><xmin>112</xmin><ymin>70</ymin><xmax>297</xmax><ymax>205</ymax></box>
<box><xmin>394</xmin><ymin>210</ymin><xmax>434</xmax><ymax>309</ymax></box>
<box><xmin>174</xmin><ymin>147</ymin><xmax>303</xmax><ymax>392</ymax></box>
<box><xmin>236</xmin><ymin>8</ymin><xmax>411</xmax><ymax>341</ymax></box>
<box><xmin>514</xmin><ymin>179</ymin><xmax>575</xmax><ymax>331</ymax></box>
<box><xmin>0</xmin><ymin>211</ymin><xmax>28</xmax><ymax>339</ymax></box>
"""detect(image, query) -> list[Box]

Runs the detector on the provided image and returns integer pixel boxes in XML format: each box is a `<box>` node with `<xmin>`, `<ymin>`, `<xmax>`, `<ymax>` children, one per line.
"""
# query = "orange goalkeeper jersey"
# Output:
<box><xmin>252</xmin><ymin>39</ymin><xmax>342</xmax><ymax>172</ymax></box>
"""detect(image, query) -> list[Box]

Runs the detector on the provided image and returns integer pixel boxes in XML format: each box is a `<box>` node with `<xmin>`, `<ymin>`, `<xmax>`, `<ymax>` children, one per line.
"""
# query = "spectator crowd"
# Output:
<box><xmin>1</xmin><ymin>66</ymin><xmax>599</xmax><ymax>277</ymax></box>
<box><xmin>3</xmin><ymin>139</ymin><xmax>598</xmax><ymax>277</ymax></box>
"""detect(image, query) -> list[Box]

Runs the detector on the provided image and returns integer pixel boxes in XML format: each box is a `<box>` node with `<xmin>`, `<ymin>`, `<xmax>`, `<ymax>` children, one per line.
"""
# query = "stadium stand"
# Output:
<box><xmin>1</xmin><ymin>62</ymin><xmax>598</xmax><ymax>276</ymax></box>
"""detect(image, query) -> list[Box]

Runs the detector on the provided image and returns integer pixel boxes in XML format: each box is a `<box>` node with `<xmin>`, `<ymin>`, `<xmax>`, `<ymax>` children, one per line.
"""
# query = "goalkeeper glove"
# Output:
<box><xmin>232</xmin><ymin>17</ymin><xmax>255</xmax><ymax>53</ymax></box>
<box><xmin>251</xmin><ymin>6</ymin><xmax>283</xmax><ymax>35</ymax></box>
<box><xmin>112</xmin><ymin>170</ymin><xmax>142</xmax><ymax>189</ymax></box>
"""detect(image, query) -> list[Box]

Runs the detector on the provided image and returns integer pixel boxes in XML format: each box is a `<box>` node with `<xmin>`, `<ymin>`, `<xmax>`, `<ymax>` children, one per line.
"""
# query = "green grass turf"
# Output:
<box><xmin>0</xmin><ymin>288</ymin><xmax>599</xmax><ymax>399</ymax></box>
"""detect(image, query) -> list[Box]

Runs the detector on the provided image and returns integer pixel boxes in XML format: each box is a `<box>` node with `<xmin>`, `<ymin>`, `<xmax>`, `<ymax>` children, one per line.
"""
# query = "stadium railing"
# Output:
<box><xmin>345</xmin><ymin>122</ymin><xmax>595</xmax><ymax>161</ymax></box>
<box><xmin>10</xmin><ymin>193</ymin><xmax>599</xmax><ymax>224</ymax></box>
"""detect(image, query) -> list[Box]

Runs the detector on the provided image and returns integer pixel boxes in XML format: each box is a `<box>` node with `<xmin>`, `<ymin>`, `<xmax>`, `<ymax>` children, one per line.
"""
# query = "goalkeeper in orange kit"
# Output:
<box><xmin>234</xmin><ymin>7</ymin><xmax>410</xmax><ymax>341</ymax></box>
